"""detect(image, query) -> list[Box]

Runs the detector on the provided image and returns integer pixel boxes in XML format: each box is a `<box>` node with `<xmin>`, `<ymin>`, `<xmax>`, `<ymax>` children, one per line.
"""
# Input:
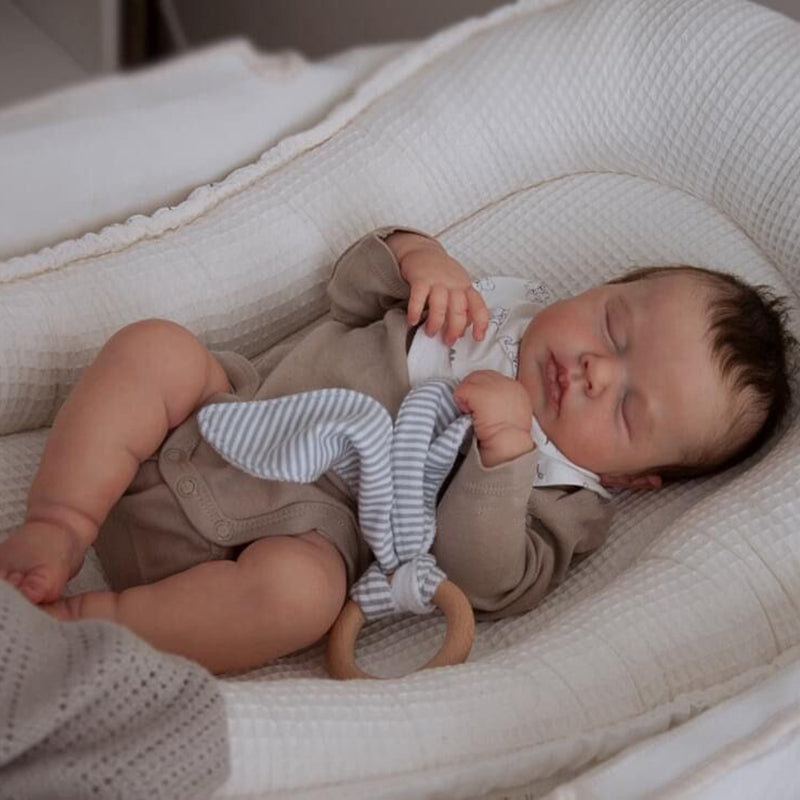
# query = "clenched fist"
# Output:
<box><xmin>453</xmin><ymin>370</ymin><xmax>535</xmax><ymax>467</ymax></box>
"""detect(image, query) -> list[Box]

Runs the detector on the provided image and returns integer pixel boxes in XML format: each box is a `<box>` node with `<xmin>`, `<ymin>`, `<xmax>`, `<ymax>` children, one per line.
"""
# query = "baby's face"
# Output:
<box><xmin>518</xmin><ymin>273</ymin><xmax>732</xmax><ymax>486</ymax></box>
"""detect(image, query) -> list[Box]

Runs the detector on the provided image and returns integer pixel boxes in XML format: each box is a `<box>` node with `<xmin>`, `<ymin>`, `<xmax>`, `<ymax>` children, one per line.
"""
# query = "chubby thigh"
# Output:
<box><xmin>93</xmin><ymin>346</ymin><xmax>376</xmax><ymax>594</ymax></box>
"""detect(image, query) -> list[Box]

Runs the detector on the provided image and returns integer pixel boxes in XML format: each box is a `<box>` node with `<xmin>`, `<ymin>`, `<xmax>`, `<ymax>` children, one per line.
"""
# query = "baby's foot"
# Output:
<box><xmin>0</xmin><ymin>521</ymin><xmax>87</xmax><ymax>604</ymax></box>
<box><xmin>42</xmin><ymin>590</ymin><xmax>119</xmax><ymax>623</ymax></box>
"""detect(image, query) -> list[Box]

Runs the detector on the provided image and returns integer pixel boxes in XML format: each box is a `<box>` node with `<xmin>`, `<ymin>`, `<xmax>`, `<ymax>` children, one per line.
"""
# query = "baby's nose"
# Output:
<box><xmin>581</xmin><ymin>353</ymin><xmax>617</xmax><ymax>397</ymax></box>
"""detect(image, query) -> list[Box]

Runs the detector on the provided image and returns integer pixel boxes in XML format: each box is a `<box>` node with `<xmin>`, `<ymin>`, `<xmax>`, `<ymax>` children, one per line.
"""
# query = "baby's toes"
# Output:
<box><xmin>0</xmin><ymin>571</ymin><xmax>22</xmax><ymax>589</ymax></box>
<box><xmin>20</xmin><ymin>565</ymin><xmax>62</xmax><ymax>604</ymax></box>
<box><xmin>40</xmin><ymin>597</ymin><xmax>73</xmax><ymax>622</ymax></box>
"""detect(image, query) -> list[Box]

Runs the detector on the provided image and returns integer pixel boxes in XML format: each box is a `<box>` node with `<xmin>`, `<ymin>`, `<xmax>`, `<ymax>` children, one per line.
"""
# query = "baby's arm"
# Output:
<box><xmin>433</xmin><ymin>446</ymin><xmax>613</xmax><ymax>618</ymax></box>
<box><xmin>439</xmin><ymin>371</ymin><xmax>613</xmax><ymax>617</ymax></box>
<box><xmin>0</xmin><ymin>319</ymin><xmax>231</xmax><ymax>604</ymax></box>
<box><xmin>327</xmin><ymin>228</ymin><xmax>489</xmax><ymax>344</ymax></box>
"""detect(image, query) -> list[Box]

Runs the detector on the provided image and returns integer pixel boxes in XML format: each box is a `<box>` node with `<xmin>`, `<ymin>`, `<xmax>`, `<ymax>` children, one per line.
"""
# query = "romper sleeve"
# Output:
<box><xmin>327</xmin><ymin>226</ymin><xmax>432</xmax><ymax>326</ymax></box>
<box><xmin>432</xmin><ymin>438</ymin><xmax>614</xmax><ymax>620</ymax></box>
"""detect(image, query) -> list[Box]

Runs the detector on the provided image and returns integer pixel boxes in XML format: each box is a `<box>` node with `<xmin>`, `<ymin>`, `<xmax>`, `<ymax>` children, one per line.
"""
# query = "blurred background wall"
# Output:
<box><xmin>167</xmin><ymin>0</ymin><xmax>800</xmax><ymax>57</ymax></box>
<box><xmin>1</xmin><ymin>0</ymin><xmax>799</xmax><ymax>109</ymax></box>
<box><xmin>169</xmin><ymin>0</ymin><xmax>506</xmax><ymax>58</ymax></box>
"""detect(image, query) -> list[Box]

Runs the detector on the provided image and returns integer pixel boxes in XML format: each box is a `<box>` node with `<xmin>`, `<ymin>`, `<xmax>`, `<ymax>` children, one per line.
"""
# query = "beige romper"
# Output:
<box><xmin>94</xmin><ymin>228</ymin><xmax>614</xmax><ymax>620</ymax></box>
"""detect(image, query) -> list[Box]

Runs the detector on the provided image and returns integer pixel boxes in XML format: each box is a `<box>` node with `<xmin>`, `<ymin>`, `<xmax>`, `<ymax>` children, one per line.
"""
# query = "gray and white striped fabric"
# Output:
<box><xmin>197</xmin><ymin>380</ymin><xmax>472</xmax><ymax>620</ymax></box>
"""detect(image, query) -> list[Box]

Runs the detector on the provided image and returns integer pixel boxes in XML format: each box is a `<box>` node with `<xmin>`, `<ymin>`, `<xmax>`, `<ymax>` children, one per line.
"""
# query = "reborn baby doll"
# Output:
<box><xmin>0</xmin><ymin>228</ymin><xmax>793</xmax><ymax>674</ymax></box>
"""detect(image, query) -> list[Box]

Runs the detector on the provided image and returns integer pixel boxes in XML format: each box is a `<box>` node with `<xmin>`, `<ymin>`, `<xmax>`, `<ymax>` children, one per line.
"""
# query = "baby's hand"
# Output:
<box><xmin>454</xmin><ymin>370</ymin><xmax>534</xmax><ymax>467</ymax></box>
<box><xmin>0</xmin><ymin>521</ymin><xmax>86</xmax><ymax>604</ymax></box>
<box><xmin>386</xmin><ymin>232</ymin><xmax>489</xmax><ymax>345</ymax></box>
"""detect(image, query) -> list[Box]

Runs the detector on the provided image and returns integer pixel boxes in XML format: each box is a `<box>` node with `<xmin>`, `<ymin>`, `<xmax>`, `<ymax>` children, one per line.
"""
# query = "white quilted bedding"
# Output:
<box><xmin>2</xmin><ymin>0</ymin><xmax>799</xmax><ymax>797</ymax></box>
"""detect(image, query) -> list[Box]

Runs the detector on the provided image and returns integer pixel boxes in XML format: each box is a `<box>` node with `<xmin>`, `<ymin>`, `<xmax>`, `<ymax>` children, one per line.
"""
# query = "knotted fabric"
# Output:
<box><xmin>197</xmin><ymin>380</ymin><xmax>472</xmax><ymax>620</ymax></box>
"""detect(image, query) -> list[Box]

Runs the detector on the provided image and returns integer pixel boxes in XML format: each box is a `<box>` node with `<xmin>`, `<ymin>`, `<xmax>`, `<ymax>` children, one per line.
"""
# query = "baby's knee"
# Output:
<box><xmin>108</xmin><ymin>317</ymin><xmax>190</xmax><ymax>349</ymax></box>
<box><xmin>239</xmin><ymin>534</ymin><xmax>347</xmax><ymax>636</ymax></box>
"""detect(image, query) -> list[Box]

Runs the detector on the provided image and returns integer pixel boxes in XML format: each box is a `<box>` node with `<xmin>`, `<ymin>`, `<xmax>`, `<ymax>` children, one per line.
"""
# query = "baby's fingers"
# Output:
<box><xmin>467</xmin><ymin>288</ymin><xmax>489</xmax><ymax>341</ymax></box>
<box><xmin>443</xmin><ymin>291</ymin><xmax>469</xmax><ymax>345</ymax></box>
<box><xmin>424</xmin><ymin>285</ymin><xmax>449</xmax><ymax>336</ymax></box>
<box><xmin>12</xmin><ymin>565</ymin><xmax>63</xmax><ymax>604</ymax></box>
<box><xmin>3</xmin><ymin>570</ymin><xmax>23</xmax><ymax>588</ymax></box>
<box><xmin>0</xmin><ymin>565</ymin><xmax>42</xmax><ymax>600</ymax></box>
<box><xmin>407</xmin><ymin>281</ymin><xmax>430</xmax><ymax>327</ymax></box>
<box><xmin>453</xmin><ymin>374</ymin><xmax>488</xmax><ymax>410</ymax></box>
<box><xmin>19</xmin><ymin>567</ymin><xmax>52</xmax><ymax>603</ymax></box>
<box><xmin>452</xmin><ymin>382</ymin><xmax>473</xmax><ymax>414</ymax></box>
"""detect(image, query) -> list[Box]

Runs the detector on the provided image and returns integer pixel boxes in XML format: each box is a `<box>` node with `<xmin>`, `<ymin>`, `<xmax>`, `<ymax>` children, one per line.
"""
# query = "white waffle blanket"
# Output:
<box><xmin>1</xmin><ymin>0</ymin><xmax>799</xmax><ymax>797</ymax></box>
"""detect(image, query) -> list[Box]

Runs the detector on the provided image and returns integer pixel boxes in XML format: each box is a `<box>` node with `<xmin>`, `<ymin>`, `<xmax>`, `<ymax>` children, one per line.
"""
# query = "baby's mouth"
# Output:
<box><xmin>545</xmin><ymin>353</ymin><xmax>563</xmax><ymax>415</ymax></box>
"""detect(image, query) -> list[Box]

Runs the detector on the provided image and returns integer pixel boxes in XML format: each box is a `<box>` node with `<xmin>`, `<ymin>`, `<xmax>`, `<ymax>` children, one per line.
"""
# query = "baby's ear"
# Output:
<box><xmin>600</xmin><ymin>472</ymin><xmax>662</xmax><ymax>491</ymax></box>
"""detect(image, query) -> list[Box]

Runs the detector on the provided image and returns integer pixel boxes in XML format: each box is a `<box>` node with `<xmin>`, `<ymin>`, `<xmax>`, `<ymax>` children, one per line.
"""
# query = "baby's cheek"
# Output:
<box><xmin>551</xmin><ymin>419</ymin><xmax>610</xmax><ymax>473</ymax></box>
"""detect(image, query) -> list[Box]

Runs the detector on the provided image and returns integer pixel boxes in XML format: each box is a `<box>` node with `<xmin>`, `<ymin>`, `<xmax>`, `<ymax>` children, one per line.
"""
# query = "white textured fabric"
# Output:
<box><xmin>1</xmin><ymin>0</ymin><xmax>799</xmax><ymax>797</ymax></box>
<box><xmin>0</xmin><ymin>38</ymin><xmax>405</xmax><ymax>261</ymax></box>
<box><xmin>542</xmin><ymin>655</ymin><xmax>800</xmax><ymax>800</ymax></box>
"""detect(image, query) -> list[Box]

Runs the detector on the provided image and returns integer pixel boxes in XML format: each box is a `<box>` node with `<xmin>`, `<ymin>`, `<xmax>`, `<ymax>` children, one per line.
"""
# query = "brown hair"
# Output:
<box><xmin>610</xmin><ymin>265</ymin><xmax>797</xmax><ymax>479</ymax></box>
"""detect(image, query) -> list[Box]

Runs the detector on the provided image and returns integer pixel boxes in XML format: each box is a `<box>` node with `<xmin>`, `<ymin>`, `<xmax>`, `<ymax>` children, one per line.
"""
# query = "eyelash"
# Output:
<box><xmin>606</xmin><ymin>305</ymin><xmax>630</xmax><ymax>434</ymax></box>
<box><xmin>604</xmin><ymin>306</ymin><xmax>618</xmax><ymax>351</ymax></box>
<box><xmin>601</xmin><ymin>301</ymin><xmax>634</xmax><ymax>439</ymax></box>
<box><xmin>620</xmin><ymin>394</ymin><xmax>631</xmax><ymax>435</ymax></box>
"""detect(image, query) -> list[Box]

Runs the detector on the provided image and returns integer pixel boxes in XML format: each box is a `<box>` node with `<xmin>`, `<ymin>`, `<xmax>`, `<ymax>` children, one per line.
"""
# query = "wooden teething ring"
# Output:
<box><xmin>327</xmin><ymin>579</ymin><xmax>475</xmax><ymax>680</ymax></box>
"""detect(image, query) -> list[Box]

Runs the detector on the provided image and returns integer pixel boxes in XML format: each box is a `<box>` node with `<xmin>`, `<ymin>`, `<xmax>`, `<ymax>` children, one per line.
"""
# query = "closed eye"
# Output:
<box><xmin>604</xmin><ymin>305</ymin><xmax>618</xmax><ymax>351</ymax></box>
<box><xmin>621</xmin><ymin>392</ymin><xmax>636</xmax><ymax>440</ymax></box>
<box><xmin>615</xmin><ymin>392</ymin><xmax>629</xmax><ymax>439</ymax></box>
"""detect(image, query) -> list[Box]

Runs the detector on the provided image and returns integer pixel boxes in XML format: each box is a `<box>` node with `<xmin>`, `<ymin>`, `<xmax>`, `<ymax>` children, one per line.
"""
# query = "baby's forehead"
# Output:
<box><xmin>611</xmin><ymin>269</ymin><xmax>715</xmax><ymax>322</ymax></box>
<box><xmin>611</xmin><ymin>267</ymin><xmax>715</xmax><ymax>295</ymax></box>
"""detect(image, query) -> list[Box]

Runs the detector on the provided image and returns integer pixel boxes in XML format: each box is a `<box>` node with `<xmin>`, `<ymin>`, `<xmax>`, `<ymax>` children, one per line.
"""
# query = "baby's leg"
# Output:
<box><xmin>44</xmin><ymin>532</ymin><xmax>346</xmax><ymax>674</ymax></box>
<box><xmin>0</xmin><ymin>319</ymin><xmax>232</xmax><ymax>604</ymax></box>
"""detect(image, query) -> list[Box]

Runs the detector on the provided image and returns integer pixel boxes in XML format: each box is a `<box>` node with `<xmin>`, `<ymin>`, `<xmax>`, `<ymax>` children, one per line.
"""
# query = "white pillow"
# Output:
<box><xmin>0</xmin><ymin>38</ymin><xmax>405</xmax><ymax>260</ymax></box>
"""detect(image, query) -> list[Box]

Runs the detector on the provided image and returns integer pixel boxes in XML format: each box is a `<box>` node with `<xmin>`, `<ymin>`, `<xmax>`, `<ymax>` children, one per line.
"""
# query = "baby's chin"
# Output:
<box><xmin>529</xmin><ymin>382</ymin><xmax>604</xmax><ymax>473</ymax></box>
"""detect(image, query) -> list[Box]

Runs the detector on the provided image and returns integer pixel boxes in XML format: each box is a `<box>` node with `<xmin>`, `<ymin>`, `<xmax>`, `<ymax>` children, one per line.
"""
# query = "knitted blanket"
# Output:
<box><xmin>0</xmin><ymin>583</ymin><xmax>229</xmax><ymax>799</ymax></box>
